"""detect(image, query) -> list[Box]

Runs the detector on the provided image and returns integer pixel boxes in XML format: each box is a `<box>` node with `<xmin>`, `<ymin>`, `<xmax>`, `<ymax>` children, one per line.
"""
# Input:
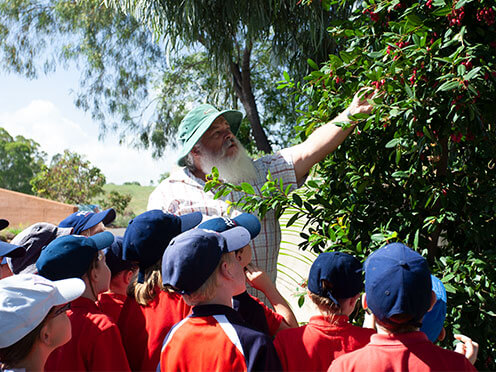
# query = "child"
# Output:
<box><xmin>1</xmin><ymin>218</ymin><xmax>26</xmax><ymax>279</ymax></box>
<box><xmin>329</xmin><ymin>242</ymin><xmax>476</xmax><ymax>372</ymax></box>
<box><xmin>58</xmin><ymin>208</ymin><xmax>116</xmax><ymax>236</ymax></box>
<box><xmin>274</xmin><ymin>251</ymin><xmax>375</xmax><ymax>371</ymax></box>
<box><xmin>98</xmin><ymin>236</ymin><xmax>138</xmax><ymax>323</ymax></box>
<box><xmin>118</xmin><ymin>210</ymin><xmax>202</xmax><ymax>371</ymax></box>
<box><xmin>0</xmin><ymin>274</ymin><xmax>85</xmax><ymax>372</ymax></box>
<box><xmin>159</xmin><ymin>227</ymin><xmax>282</xmax><ymax>371</ymax></box>
<box><xmin>198</xmin><ymin>214</ymin><xmax>298</xmax><ymax>335</ymax></box>
<box><xmin>35</xmin><ymin>232</ymin><xmax>131</xmax><ymax>371</ymax></box>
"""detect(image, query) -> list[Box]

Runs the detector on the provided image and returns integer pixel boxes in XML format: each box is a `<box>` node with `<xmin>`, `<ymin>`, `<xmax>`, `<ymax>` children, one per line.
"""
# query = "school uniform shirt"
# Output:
<box><xmin>118</xmin><ymin>287</ymin><xmax>191</xmax><ymax>371</ymax></box>
<box><xmin>159</xmin><ymin>304</ymin><xmax>282</xmax><ymax>372</ymax></box>
<box><xmin>274</xmin><ymin>314</ymin><xmax>375</xmax><ymax>371</ymax></box>
<box><xmin>328</xmin><ymin>331</ymin><xmax>477</xmax><ymax>372</ymax></box>
<box><xmin>233</xmin><ymin>290</ymin><xmax>283</xmax><ymax>336</ymax></box>
<box><xmin>44</xmin><ymin>297</ymin><xmax>130</xmax><ymax>372</ymax></box>
<box><xmin>98</xmin><ymin>292</ymin><xmax>127</xmax><ymax>323</ymax></box>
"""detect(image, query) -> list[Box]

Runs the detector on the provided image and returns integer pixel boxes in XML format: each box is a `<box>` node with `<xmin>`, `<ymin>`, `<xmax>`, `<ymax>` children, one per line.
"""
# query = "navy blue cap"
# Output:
<box><xmin>198</xmin><ymin>213</ymin><xmax>261</xmax><ymax>239</ymax></box>
<box><xmin>308</xmin><ymin>252</ymin><xmax>363</xmax><ymax>306</ymax></box>
<box><xmin>122</xmin><ymin>210</ymin><xmax>202</xmax><ymax>283</ymax></box>
<box><xmin>364</xmin><ymin>242</ymin><xmax>432</xmax><ymax>325</ymax></box>
<box><xmin>0</xmin><ymin>241</ymin><xmax>25</xmax><ymax>261</ymax></box>
<box><xmin>59</xmin><ymin>209</ymin><xmax>116</xmax><ymax>235</ymax></box>
<box><xmin>162</xmin><ymin>227</ymin><xmax>251</xmax><ymax>294</ymax></box>
<box><xmin>421</xmin><ymin>275</ymin><xmax>447</xmax><ymax>342</ymax></box>
<box><xmin>36</xmin><ymin>231</ymin><xmax>115</xmax><ymax>281</ymax></box>
<box><xmin>0</xmin><ymin>219</ymin><xmax>8</xmax><ymax>231</ymax></box>
<box><xmin>104</xmin><ymin>236</ymin><xmax>137</xmax><ymax>277</ymax></box>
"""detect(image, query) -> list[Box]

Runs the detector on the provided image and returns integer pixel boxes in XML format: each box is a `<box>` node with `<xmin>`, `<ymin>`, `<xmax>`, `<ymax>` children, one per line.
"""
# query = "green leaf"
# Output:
<box><xmin>292</xmin><ymin>193</ymin><xmax>303</xmax><ymax>207</ymax></box>
<box><xmin>286</xmin><ymin>213</ymin><xmax>300</xmax><ymax>228</ymax></box>
<box><xmin>406</xmin><ymin>14</ymin><xmax>423</xmax><ymax>26</ymax></box>
<box><xmin>464</xmin><ymin>67</ymin><xmax>481</xmax><ymax>81</ymax></box>
<box><xmin>283</xmin><ymin>70</ymin><xmax>290</xmax><ymax>81</ymax></box>
<box><xmin>432</xmin><ymin>6</ymin><xmax>452</xmax><ymax>16</ymax></box>
<box><xmin>455</xmin><ymin>0</ymin><xmax>472</xmax><ymax>9</ymax></box>
<box><xmin>391</xmin><ymin>171</ymin><xmax>409</xmax><ymax>178</ymax></box>
<box><xmin>385</xmin><ymin>138</ymin><xmax>401</xmax><ymax>148</ymax></box>
<box><xmin>339</xmin><ymin>51</ymin><xmax>352</xmax><ymax>64</ymax></box>
<box><xmin>307</xmin><ymin>58</ymin><xmax>319</xmax><ymax>70</ymax></box>
<box><xmin>444</xmin><ymin>283</ymin><xmax>457</xmax><ymax>293</ymax></box>
<box><xmin>437</xmin><ymin>80</ymin><xmax>460</xmax><ymax>92</ymax></box>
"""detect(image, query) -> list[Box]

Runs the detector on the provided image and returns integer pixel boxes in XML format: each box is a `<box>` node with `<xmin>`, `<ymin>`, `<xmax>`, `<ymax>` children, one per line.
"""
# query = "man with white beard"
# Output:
<box><xmin>147</xmin><ymin>92</ymin><xmax>373</xmax><ymax>302</ymax></box>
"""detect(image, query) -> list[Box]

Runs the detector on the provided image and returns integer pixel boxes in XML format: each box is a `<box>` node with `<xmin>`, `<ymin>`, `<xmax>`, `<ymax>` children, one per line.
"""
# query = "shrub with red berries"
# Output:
<box><xmin>283</xmin><ymin>0</ymin><xmax>496</xmax><ymax>368</ymax></box>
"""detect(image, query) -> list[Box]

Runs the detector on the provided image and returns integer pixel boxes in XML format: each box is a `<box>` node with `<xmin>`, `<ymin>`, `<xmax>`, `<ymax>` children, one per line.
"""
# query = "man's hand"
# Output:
<box><xmin>454</xmin><ymin>334</ymin><xmax>479</xmax><ymax>365</ymax></box>
<box><xmin>345</xmin><ymin>89</ymin><xmax>375</xmax><ymax>119</ymax></box>
<box><xmin>244</xmin><ymin>263</ymin><xmax>273</xmax><ymax>292</ymax></box>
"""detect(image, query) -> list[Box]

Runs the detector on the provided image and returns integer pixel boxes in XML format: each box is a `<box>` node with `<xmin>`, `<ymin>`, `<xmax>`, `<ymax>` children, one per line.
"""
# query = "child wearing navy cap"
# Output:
<box><xmin>58</xmin><ymin>208</ymin><xmax>116</xmax><ymax>236</ymax></box>
<box><xmin>329</xmin><ymin>243</ymin><xmax>476</xmax><ymax>372</ymax></box>
<box><xmin>198</xmin><ymin>213</ymin><xmax>298</xmax><ymax>335</ymax></box>
<box><xmin>97</xmin><ymin>236</ymin><xmax>138</xmax><ymax>323</ymax></box>
<box><xmin>36</xmin><ymin>232</ymin><xmax>131</xmax><ymax>372</ymax></box>
<box><xmin>0</xmin><ymin>274</ymin><xmax>85</xmax><ymax>372</ymax></box>
<box><xmin>274</xmin><ymin>251</ymin><xmax>375</xmax><ymax>371</ymax></box>
<box><xmin>158</xmin><ymin>227</ymin><xmax>282</xmax><ymax>372</ymax></box>
<box><xmin>117</xmin><ymin>210</ymin><xmax>202</xmax><ymax>371</ymax></box>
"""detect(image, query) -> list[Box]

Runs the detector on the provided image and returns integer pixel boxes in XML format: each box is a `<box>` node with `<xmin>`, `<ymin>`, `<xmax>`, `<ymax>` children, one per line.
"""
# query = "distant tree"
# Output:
<box><xmin>99</xmin><ymin>190</ymin><xmax>131</xmax><ymax>215</ymax></box>
<box><xmin>30</xmin><ymin>150</ymin><xmax>105</xmax><ymax>204</ymax></box>
<box><xmin>0</xmin><ymin>128</ymin><xmax>45</xmax><ymax>194</ymax></box>
<box><xmin>123</xmin><ymin>181</ymin><xmax>140</xmax><ymax>186</ymax></box>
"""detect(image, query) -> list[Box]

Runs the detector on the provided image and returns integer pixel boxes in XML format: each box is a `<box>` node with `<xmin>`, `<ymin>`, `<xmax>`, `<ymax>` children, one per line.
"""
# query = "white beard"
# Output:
<box><xmin>197</xmin><ymin>138</ymin><xmax>257</xmax><ymax>184</ymax></box>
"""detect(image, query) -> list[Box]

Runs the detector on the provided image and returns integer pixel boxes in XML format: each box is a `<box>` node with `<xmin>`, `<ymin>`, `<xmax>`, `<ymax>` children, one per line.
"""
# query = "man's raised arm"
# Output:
<box><xmin>288</xmin><ymin>90</ymin><xmax>375</xmax><ymax>183</ymax></box>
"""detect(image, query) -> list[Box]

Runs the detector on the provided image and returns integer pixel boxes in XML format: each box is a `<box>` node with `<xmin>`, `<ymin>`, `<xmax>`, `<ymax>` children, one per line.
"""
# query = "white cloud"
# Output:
<box><xmin>0</xmin><ymin>99</ymin><xmax>175</xmax><ymax>185</ymax></box>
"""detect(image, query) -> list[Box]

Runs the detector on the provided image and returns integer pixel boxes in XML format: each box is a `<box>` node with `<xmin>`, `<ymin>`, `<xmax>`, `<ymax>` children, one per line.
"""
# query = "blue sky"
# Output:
<box><xmin>0</xmin><ymin>69</ymin><xmax>177</xmax><ymax>185</ymax></box>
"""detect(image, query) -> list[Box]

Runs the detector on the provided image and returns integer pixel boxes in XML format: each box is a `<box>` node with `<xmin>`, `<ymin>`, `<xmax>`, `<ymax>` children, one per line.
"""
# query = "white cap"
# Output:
<box><xmin>0</xmin><ymin>274</ymin><xmax>85</xmax><ymax>348</ymax></box>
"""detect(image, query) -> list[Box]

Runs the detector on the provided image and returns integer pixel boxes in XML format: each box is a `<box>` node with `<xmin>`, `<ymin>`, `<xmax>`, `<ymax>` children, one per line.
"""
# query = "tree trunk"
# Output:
<box><xmin>230</xmin><ymin>44</ymin><xmax>272</xmax><ymax>153</ymax></box>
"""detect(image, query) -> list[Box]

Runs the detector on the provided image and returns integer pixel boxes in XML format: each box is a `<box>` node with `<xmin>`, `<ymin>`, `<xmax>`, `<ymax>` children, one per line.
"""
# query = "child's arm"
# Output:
<box><xmin>454</xmin><ymin>334</ymin><xmax>479</xmax><ymax>365</ymax></box>
<box><xmin>245</xmin><ymin>263</ymin><xmax>298</xmax><ymax>329</ymax></box>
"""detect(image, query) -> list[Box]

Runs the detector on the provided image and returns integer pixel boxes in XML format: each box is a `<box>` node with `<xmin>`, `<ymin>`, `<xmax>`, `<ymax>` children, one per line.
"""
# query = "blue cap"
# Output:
<box><xmin>162</xmin><ymin>227</ymin><xmax>251</xmax><ymax>295</ymax></box>
<box><xmin>122</xmin><ymin>210</ymin><xmax>202</xmax><ymax>283</ymax></box>
<box><xmin>36</xmin><ymin>231</ymin><xmax>115</xmax><ymax>281</ymax></box>
<box><xmin>59</xmin><ymin>209</ymin><xmax>116</xmax><ymax>235</ymax></box>
<box><xmin>308</xmin><ymin>252</ymin><xmax>363</xmax><ymax>306</ymax></box>
<box><xmin>0</xmin><ymin>219</ymin><xmax>8</xmax><ymax>231</ymax></box>
<box><xmin>104</xmin><ymin>236</ymin><xmax>137</xmax><ymax>277</ymax></box>
<box><xmin>198</xmin><ymin>213</ymin><xmax>261</xmax><ymax>239</ymax></box>
<box><xmin>0</xmin><ymin>241</ymin><xmax>25</xmax><ymax>263</ymax></box>
<box><xmin>421</xmin><ymin>275</ymin><xmax>447</xmax><ymax>342</ymax></box>
<box><xmin>364</xmin><ymin>242</ymin><xmax>432</xmax><ymax>325</ymax></box>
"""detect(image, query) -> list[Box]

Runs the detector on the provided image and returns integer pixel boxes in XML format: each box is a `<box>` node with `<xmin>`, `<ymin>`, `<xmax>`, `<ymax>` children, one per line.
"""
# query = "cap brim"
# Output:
<box><xmin>0</xmin><ymin>241</ymin><xmax>25</xmax><ymax>258</ymax></box>
<box><xmin>220</xmin><ymin>226</ymin><xmax>251</xmax><ymax>252</ymax></box>
<box><xmin>89</xmin><ymin>231</ymin><xmax>115</xmax><ymax>250</ymax></box>
<box><xmin>233</xmin><ymin>213</ymin><xmax>261</xmax><ymax>239</ymax></box>
<box><xmin>0</xmin><ymin>219</ymin><xmax>8</xmax><ymax>231</ymax></box>
<box><xmin>177</xmin><ymin>109</ymin><xmax>243</xmax><ymax>166</ymax></box>
<box><xmin>84</xmin><ymin>209</ymin><xmax>116</xmax><ymax>231</ymax></box>
<box><xmin>179</xmin><ymin>212</ymin><xmax>203</xmax><ymax>232</ymax></box>
<box><xmin>52</xmin><ymin>278</ymin><xmax>86</xmax><ymax>305</ymax></box>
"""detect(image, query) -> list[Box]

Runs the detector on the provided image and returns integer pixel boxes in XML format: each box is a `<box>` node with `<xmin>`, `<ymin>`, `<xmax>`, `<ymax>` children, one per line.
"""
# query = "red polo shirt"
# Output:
<box><xmin>98</xmin><ymin>292</ymin><xmax>127</xmax><ymax>323</ymax></box>
<box><xmin>274</xmin><ymin>314</ymin><xmax>375</xmax><ymax>371</ymax></box>
<box><xmin>329</xmin><ymin>331</ymin><xmax>477</xmax><ymax>372</ymax></box>
<box><xmin>45</xmin><ymin>297</ymin><xmax>130</xmax><ymax>372</ymax></box>
<box><xmin>118</xmin><ymin>287</ymin><xmax>191</xmax><ymax>371</ymax></box>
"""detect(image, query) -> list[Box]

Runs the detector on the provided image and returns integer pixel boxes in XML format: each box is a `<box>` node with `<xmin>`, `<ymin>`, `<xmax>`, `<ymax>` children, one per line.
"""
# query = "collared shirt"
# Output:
<box><xmin>158</xmin><ymin>304</ymin><xmax>282</xmax><ymax>372</ymax></box>
<box><xmin>274</xmin><ymin>314</ymin><xmax>375</xmax><ymax>371</ymax></box>
<box><xmin>45</xmin><ymin>297</ymin><xmax>130</xmax><ymax>372</ymax></box>
<box><xmin>329</xmin><ymin>331</ymin><xmax>477</xmax><ymax>372</ymax></box>
<box><xmin>97</xmin><ymin>292</ymin><xmax>127</xmax><ymax>324</ymax></box>
<box><xmin>147</xmin><ymin>150</ymin><xmax>299</xmax><ymax>298</ymax></box>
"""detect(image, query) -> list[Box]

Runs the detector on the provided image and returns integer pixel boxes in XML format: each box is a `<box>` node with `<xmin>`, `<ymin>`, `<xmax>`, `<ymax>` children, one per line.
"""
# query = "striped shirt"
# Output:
<box><xmin>147</xmin><ymin>150</ymin><xmax>299</xmax><ymax>302</ymax></box>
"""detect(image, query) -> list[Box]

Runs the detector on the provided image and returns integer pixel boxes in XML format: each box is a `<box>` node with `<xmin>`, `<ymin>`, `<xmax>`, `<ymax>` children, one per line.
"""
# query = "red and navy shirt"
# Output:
<box><xmin>274</xmin><ymin>314</ymin><xmax>375</xmax><ymax>371</ymax></box>
<box><xmin>329</xmin><ymin>331</ymin><xmax>477</xmax><ymax>372</ymax></box>
<box><xmin>232</xmin><ymin>291</ymin><xmax>283</xmax><ymax>336</ymax></box>
<box><xmin>159</xmin><ymin>304</ymin><xmax>282</xmax><ymax>372</ymax></box>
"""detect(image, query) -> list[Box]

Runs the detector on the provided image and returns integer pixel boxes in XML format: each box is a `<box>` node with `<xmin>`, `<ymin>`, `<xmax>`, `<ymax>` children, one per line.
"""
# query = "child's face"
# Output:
<box><xmin>92</xmin><ymin>251</ymin><xmax>111</xmax><ymax>294</ymax></box>
<box><xmin>229</xmin><ymin>253</ymin><xmax>247</xmax><ymax>296</ymax></box>
<box><xmin>81</xmin><ymin>222</ymin><xmax>105</xmax><ymax>237</ymax></box>
<box><xmin>235</xmin><ymin>244</ymin><xmax>252</xmax><ymax>268</ymax></box>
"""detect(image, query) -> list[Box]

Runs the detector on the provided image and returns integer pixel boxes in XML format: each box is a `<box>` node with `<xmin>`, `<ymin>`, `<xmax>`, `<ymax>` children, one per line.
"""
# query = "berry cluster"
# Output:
<box><xmin>476</xmin><ymin>7</ymin><xmax>495</xmax><ymax>25</ymax></box>
<box><xmin>447</xmin><ymin>6</ymin><xmax>465</xmax><ymax>26</ymax></box>
<box><xmin>461</xmin><ymin>60</ymin><xmax>473</xmax><ymax>70</ymax></box>
<box><xmin>363</xmin><ymin>8</ymin><xmax>379</xmax><ymax>22</ymax></box>
<box><xmin>371</xmin><ymin>79</ymin><xmax>385</xmax><ymax>89</ymax></box>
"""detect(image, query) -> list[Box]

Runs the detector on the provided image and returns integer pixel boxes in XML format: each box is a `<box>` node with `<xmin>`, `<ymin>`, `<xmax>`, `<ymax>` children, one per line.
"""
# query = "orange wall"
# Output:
<box><xmin>0</xmin><ymin>188</ymin><xmax>77</xmax><ymax>227</ymax></box>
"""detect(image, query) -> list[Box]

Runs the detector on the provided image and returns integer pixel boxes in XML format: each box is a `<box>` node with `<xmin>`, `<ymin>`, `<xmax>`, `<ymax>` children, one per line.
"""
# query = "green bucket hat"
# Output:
<box><xmin>176</xmin><ymin>104</ymin><xmax>243</xmax><ymax>166</ymax></box>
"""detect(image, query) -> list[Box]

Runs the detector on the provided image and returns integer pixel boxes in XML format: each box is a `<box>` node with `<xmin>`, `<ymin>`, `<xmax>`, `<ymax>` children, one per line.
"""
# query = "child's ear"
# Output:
<box><xmin>428</xmin><ymin>290</ymin><xmax>437</xmax><ymax>311</ymax></box>
<box><xmin>124</xmin><ymin>270</ymin><xmax>134</xmax><ymax>285</ymax></box>
<box><xmin>361</xmin><ymin>293</ymin><xmax>368</xmax><ymax>310</ymax></box>
<box><xmin>39</xmin><ymin>323</ymin><xmax>52</xmax><ymax>347</ymax></box>
<box><xmin>234</xmin><ymin>249</ymin><xmax>243</xmax><ymax>262</ymax></box>
<box><xmin>437</xmin><ymin>327</ymin><xmax>446</xmax><ymax>341</ymax></box>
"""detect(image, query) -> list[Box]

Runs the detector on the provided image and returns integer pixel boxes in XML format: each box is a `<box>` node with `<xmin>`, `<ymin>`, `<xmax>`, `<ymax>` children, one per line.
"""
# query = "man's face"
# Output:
<box><xmin>198</xmin><ymin>116</ymin><xmax>238</xmax><ymax>158</ymax></box>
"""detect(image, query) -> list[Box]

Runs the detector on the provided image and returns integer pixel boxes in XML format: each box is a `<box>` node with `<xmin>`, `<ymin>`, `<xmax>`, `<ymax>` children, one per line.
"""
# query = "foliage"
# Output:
<box><xmin>93</xmin><ymin>183</ymin><xmax>154</xmax><ymax>216</ymax></box>
<box><xmin>0</xmin><ymin>128</ymin><xmax>45</xmax><ymax>194</ymax></box>
<box><xmin>30</xmin><ymin>150</ymin><xmax>106</xmax><ymax>204</ymax></box>
<box><xmin>206</xmin><ymin>0</ymin><xmax>496</xmax><ymax>368</ymax></box>
<box><xmin>123</xmin><ymin>181</ymin><xmax>141</xmax><ymax>186</ymax></box>
<box><xmin>98</xmin><ymin>190</ymin><xmax>132</xmax><ymax>215</ymax></box>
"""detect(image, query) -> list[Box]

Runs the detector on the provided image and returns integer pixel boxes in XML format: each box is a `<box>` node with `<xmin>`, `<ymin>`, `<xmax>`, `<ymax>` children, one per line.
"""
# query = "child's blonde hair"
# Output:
<box><xmin>127</xmin><ymin>261</ymin><xmax>174</xmax><ymax>306</ymax></box>
<box><xmin>183</xmin><ymin>253</ymin><xmax>235</xmax><ymax>306</ymax></box>
<box><xmin>309</xmin><ymin>279</ymin><xmax>346</xmax><ymax>322</ymax></box>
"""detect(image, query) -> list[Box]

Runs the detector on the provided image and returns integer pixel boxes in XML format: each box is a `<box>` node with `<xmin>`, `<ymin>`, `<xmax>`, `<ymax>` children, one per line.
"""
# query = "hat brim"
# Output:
<box><xmin>0</xmin><ymin>219</ymin><xmax>8</xmax><ymax>231</ymax></box>
<box><xmin>83</xmin><ymin>209</ymin><xmax>116</xmax><ymax>232</ymax></box>
<box><xmin>0</xmin><ymin>241</ymin><xmax>25</xmax><ymax>258</ymax></box>
<box><xmin>89</xmin><ymin>231</ymin><xmax>115</xmax><ymax>250</ymax></box>
<box><xmin>220</xmin><ymin>226</ymin><xmax>251</xmax><ymax>252</ymax></box>
<box><xmin>179</xmin><ymin>212</ymin><xmax>203</xmax><ymax>232</ymax></box>
<box><xmin>177</xmin><ymin>109</ymin><xmax>243</xmax><ymax>166</ymax></box>
<box><xmin>52</xmin><ymin>278</ymin><xmax>86</xmax><ymax>305</ymax></box>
